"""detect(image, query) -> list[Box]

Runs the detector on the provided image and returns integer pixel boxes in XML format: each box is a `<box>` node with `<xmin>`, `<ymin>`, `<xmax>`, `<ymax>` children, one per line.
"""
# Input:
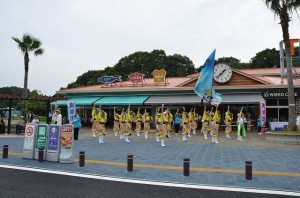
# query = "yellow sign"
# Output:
<box><xmin>153</xmin><ymin>69</ymin><xmax>166</xmax><ymax>83</ymax></box>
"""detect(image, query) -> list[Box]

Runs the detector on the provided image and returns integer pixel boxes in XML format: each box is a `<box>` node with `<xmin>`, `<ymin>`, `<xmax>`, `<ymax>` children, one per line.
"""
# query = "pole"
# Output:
<box><xmin>3</xmin><ymin>145</ymin><xmax>8</xmax><ymax>159</ymax></box>
<box><xmin>245</xmin><ymin>161</ymin><xmax>252</xmax><ymax>180</ymax></box>
<box><xmin>46</xmin><ymin>100</ymin><xmax>50</xmax><ymax>124</ymax></box>
<box><xmin>183</xmin><ymin>158</ymin><xmax>190</xmax><ymax>176</ymax></box>
<box><xmin>8</xmin><ymin>99</ymin><xmax>12</xmax><ymax>134</ymax></box>
<box><xmin>79</xmin><ymin>151</ymin><xmax>85</xmax><ymax>167</ymax></box>
<box><xmin>127</xmin><ymin>155</ymin><xmax>133</xmax><ymax>172</ymax></box>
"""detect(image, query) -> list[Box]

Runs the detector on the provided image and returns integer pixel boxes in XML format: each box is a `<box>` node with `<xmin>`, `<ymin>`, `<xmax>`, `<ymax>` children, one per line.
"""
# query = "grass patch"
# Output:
<box><xmin>270</xmin><ymin>131</ymin><xmax>300</xmax><ymax>134</ymax></box>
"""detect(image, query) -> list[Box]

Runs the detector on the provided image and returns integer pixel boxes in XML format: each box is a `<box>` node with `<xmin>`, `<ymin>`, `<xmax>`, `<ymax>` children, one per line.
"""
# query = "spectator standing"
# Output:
<box><xmin>16</xmin><ymin>116</ymin><xmax>26</xmax><ymax>135</ymax></box>
<box><xmin>0</xmin><ymin>117</ymin><xmax>5</xmax><ymax>134</ymax></box>
<box><xmin>73</xmin><ymin>112</ymin><xmax>81</xmax><ymax>140</ymax></box>
<box><xmin>174</xmin><ymin>109</ymin><xmax>181</xmax><ymax>135</ymax></box>
<box><xmin>29</xmin><ymin>112</ymin><xmax>34</xmax><ymax>123</ymax></box>
<box><xmin>52</xmin><ymin>108</ymin><xmax>62</xmax><ymax>125</ymax></box>
<box><xmin>246</xmin><ymin>112</ymin><xmax>251</xmax><ymax>132</ymax></box>
<box><xmin>296</xmin><ymin>114</ymin><xmax>300</xmax><ymax>131</ymax></box>
<box><xmin>48</xmin><ymin>112</ymin><xmax>52</xmax><ymax>122</ymax></box>
<box><xmin>31</xmin><ymin>115</ymin><xmax>39</xmax><ymax>125</ymax></box>
<box><xmin>257</xmin><ymin>116</ymin><xmax>262</xmax><ymax>134</ymax></box>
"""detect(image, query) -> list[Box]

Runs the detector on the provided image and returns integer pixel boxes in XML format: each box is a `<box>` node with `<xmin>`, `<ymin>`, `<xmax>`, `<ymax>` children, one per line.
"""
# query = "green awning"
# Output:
<box><xmin>50</xmin><ymin>97</ymin><xmax>101</xmax><ymax>106</ymax></box>
<box><xmin>95</xmin><ymin>96</ymin><xmax>149</xmax><ymax>105</ymax></box>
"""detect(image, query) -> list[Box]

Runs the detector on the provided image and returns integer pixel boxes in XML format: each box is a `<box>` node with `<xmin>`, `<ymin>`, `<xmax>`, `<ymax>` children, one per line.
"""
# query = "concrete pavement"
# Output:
<box><xmin>1</xmin><ymin>127</ymin><xmax>300</xmax><ymax>192</ymax></box>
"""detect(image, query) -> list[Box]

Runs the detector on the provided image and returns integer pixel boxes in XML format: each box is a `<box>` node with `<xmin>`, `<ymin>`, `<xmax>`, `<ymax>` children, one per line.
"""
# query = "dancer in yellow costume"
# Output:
<box><xmin>212</xmin><ymin>105</ymin><xmax>220</xmax><ymax>144</ymax></box>
<box><xmin>92</xmin><ymin>104</ymin><xmax>107</xmax><ymax>144</ymax></box>
<box><xmin>237</xmin><ymin>107</ymin><xmax>246</xmax><ymax>141</ymax></box>
<box><xmin>192</xmin><ymin>108</ymin><xmax>198</xmax><ymax>135</ymax></box>
<box><xmin>160</xmin><ymin>104</ymin><xmax>169</xmax><ymax>147</ymax></box>
<box><xmin>208</xmin><ymin>106</ymin><xmax>214</xmax><ymax>136</ymax></box>
<box><xmin>135</xmin><ymin>108</ymin><xmax>142</xmax><ymax>137</ymax></box>
<box><xmin>201</xmin><ymin>106</ymin><xmax>210</xmax><ymax>140</ymax></box>
<box><xmin>91</xmin><ymin>103</ymin><xmax>100</xmax><ymax>138</ymax></box>
<box><xmin>182</xmin><ymin>107</ymin><xmax>190</xmax><ymax>141</ymax></box>
<box><xmin>188</xmin><ymin>108</ymin><xmax>197</xmax><ymax>137</ymax></box>
<box><xmin>225</xmin><ymin>105</ymin><xmax>233</xmax><ymax>138</ymax></box>
<box><xmin>113</xmin><ymin>107</ymin><xmax>120</xmax><ymax>136</ymax></box>
<box><xmin>125</xmin><ymin>104</ymin><xmax>135</xmax><ymax>143</ymax></box>
<box><xmin>119</xmin><ymin>108</ymin><xmax>126</xmax><ymax>140</ymax></box>
<box><xmin>143</xmin><ymin>109</ymin><xmax>153</xmax><ymax>139</ymax></box>
<box><xmin>167</xmin><ymin>108</ymin><xmax>173</xmax><ymax>137</ymax></box>
<box><xmin>154</xmin><ymin>107</ymin><xmax>162</xmax><ymax>142</ymax></box>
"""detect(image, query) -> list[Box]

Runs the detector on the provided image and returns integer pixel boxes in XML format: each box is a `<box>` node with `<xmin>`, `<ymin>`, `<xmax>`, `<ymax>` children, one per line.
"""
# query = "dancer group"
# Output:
<box><xmin>91</xmin><ymin>103</ymin><xmax>247</xmax><ymax>146</ymax></box>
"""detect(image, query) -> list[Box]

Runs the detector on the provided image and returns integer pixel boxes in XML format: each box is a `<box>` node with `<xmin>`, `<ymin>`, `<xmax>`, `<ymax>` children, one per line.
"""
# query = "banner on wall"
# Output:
<box><xmin>260</xmin><ymin>101</ymin><xmax>266</xmax><ymax>124</ymax></box>
<box><xmin>67</xmin><ymin>102</ymin><xmax>76</xmax><ymax>124</ymax></box>
<box><xmin>153</xmin><ymin>69</ymin><xmax>166</xmax><ymax>83</ymax></box>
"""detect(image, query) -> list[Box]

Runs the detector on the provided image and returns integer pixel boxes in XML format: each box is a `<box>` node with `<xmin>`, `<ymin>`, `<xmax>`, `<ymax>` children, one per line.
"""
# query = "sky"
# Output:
<box><xmin>1</xmin><ymin>0</ymin><xmax>300</xmax><ymax>96</ymax></box>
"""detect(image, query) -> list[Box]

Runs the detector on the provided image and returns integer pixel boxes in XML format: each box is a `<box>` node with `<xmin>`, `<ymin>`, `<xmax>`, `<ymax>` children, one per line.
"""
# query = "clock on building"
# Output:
<box><xmin>213</xmin><ymin>63</ymin><xmax>232</xmax><ymax>83</ymax></box>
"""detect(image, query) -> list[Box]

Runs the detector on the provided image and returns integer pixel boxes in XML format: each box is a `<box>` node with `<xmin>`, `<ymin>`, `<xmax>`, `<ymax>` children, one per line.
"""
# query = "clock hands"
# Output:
<box><xmin>216</xmin><ymin>69</ymin><xmax>226</xmax><ymax>79</ymax></box>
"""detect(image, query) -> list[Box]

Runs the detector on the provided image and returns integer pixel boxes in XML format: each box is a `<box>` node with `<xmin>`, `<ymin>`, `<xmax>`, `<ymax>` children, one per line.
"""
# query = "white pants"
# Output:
<box><xmin>226</xmin><ymin>133</ymin><xmax>231</xmax><ymax>138</ymax></box>
<box><xmin>120</xmin><ymin>132</ymin><xmax>125</xmax><ymax>139</ymax></box>
<box><xmin>125</xmin><ymin>136</ymin><xmax>130</xmax><ymax>142</ymax></box>
<box><xmin>136</xmin><ymin>130</ymin><xmax>140</xmax><ymax>136</ymax></box>
<box><xmin>92</xmin><ymin>131</ymin><xmax>96</xmax><ymax>137</ymax></box>
<box><xmin>113</xmin><ymin>130</ymin><xmax>118</xmax><ymax>136</ymax></box>
<box><xmin>156</xmin><ymin>135</ymin><xmax>160</xmax><ymax>142</ymax></box>
<box><xmin>188</xmin><ymin>131</ymin><xmax>191</xmax><ymax>137</ymax></box>
<box><xmin>161</xmin><ymin>139</ymin><xmax>165</xmax><ymax>146</ymax></box>
<box><xmin>182</xmin><ymin>133</ymin><xmax>187</xmax><ymax>141</ymax></box>
<box><xmin>145</xmin><ymin>132</ymin><xmax>148</xmax><ymax>139</ymax></box>
<box><xmin>203</xmin><ymin>133</ymin><xmax>208</xmax><ymax>139</ymax></box>
<box><xmin>193</xmin><ymin>129</ymin><xmax>196</xmax><ymax>134</ymax></box>
<box><xmin>99</xmin><ymin>134</ymin><xmax>104</xmax><ymax>143</ymax></box>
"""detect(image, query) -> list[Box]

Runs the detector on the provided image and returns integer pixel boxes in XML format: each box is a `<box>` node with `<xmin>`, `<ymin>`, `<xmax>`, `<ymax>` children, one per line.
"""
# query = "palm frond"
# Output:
<box><xmin>12</xmin><ymin>36</ymin><xmax>28</xmax><ymax>53</ymax></box>
<box><xmin>22</xmin><ymin>34</ymin><xmax>33</xmax><ymax>47</ymax></box>
<box><xmin>34</xmin><ymin>48</ymin><xmax>44</xmax><ymax>56</ymax></box>
<box><xmin>29</xmin><ymin>39</ymin><xmax>42</xmax><ymax>51</ymax></box>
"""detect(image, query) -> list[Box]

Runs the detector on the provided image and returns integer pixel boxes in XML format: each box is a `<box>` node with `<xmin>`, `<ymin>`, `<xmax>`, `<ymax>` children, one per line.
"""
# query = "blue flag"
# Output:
<box><xmin>194</xmin><ymin>50</ymin><xmax>222</xmax><ymax>105</ymax></box>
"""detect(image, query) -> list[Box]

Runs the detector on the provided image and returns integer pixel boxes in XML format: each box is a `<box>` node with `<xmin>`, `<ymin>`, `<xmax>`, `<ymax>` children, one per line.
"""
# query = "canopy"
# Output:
<box><xmin>50</xmin><ymin>97</ymin><xmax>101</xmax><ymax>106</ymax></box>
<box><xmin>95</xmin><ymin>95</ymin><xmax>149</xmax><ymax>105</ymax></box>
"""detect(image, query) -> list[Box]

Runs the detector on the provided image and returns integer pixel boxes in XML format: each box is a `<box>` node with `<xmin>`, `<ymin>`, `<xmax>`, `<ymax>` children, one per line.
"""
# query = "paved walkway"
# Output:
<box><xmin>1</xmin><ymin>127</ymin><xmax>300</xmax><ymax>192</ymax></box>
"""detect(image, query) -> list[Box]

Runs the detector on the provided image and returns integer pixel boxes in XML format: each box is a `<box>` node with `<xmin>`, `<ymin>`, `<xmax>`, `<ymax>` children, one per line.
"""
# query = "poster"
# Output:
<box><xmin>67</xmin><ymin>102</ymin><xmax>76</xmax><ymax>124</ymax></box>
<box><xmin>36</xmin><ymin>125</ymin><xmax>48</xmax><ymax>149</ymax></box>
<box><xmin>48</xmin><ymin>125</ymin><xmax>60</xmax><ymax>151</ymax></box>
<box><xmin>61</xmin><ymin>125</ymin><xmax>73</xmax><ymax>149</ymax></box>
<box><xmin>153</xmin><ymin>69</ymin><xmax>166</xmax><ymax>83</ymax></box>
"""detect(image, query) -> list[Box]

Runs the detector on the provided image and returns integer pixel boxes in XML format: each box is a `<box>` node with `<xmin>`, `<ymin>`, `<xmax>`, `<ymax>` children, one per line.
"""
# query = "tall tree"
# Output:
<box><xmin>264</xmin><ymin>0</ymin><xmax>300</xmax><ymax>130</ymax></box>
<box><xmin>12</xmin><ymin>34</ymin><xmax>44</xmax><ymax>122</ymax></box>
<box><xmin>250</xmin><ymin>48</ymin><xmax>280</xmax><ymax>68</ymax></box>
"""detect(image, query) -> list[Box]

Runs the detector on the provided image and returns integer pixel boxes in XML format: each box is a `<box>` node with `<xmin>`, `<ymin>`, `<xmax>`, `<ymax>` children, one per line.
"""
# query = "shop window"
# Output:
<box><xmin>266</xmin><ymin>108</ymin><xmax>278</xmax><ymax>122</ymax></box>
<box><xmin>266</xmin><ymin>99</ymin><xmax>277</xmax><ymax>106</ymax></box>
<box><xmin>279</xmin><ymin>108</ymin><xmax>288</xmax><ymax>121</ymax></box>
<box><xmin>278</xmin><ymin>99</ymin><xmax>288</xmax><ymax>106</ymax></box>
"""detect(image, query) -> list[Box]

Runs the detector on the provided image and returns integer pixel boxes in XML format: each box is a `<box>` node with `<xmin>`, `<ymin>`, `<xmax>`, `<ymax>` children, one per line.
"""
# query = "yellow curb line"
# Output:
<box><xmin>2</xmin><ymin>152</ymin><xmax>300</xmax><ymax>177</ymax></box>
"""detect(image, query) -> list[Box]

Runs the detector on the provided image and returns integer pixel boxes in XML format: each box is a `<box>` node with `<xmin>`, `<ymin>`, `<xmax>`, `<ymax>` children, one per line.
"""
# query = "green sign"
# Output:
<box><xmin>36</xmin><ymin>125</ymin><xmax>48</xmax><ymax>149</ymax></box>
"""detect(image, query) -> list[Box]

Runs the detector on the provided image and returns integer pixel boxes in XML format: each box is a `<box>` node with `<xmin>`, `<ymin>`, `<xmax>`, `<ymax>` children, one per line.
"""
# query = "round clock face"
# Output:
<box><xmin>213</xmin><ymin>63</ymin><xmax>232</xmax><ymax>83</ymax></box>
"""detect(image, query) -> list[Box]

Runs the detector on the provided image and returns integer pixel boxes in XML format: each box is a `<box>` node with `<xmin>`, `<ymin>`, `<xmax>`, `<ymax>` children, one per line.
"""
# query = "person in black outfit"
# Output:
<box><xmin>174</xmin><ymin>109</ymin><xmax>181</xmax><ymax>135</ymax></box>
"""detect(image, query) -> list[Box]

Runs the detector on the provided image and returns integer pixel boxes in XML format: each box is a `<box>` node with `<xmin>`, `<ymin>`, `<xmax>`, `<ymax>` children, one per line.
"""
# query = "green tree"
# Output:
<box><xmin>264</xmin><ymin>0</ymin><xmax>300</xmax><ymax>130</ymax></box>
<box><xmin>12</xmin><ymin>34</ymin><xmax>44</xmax><ymax>122</ymax></box>
<box><xmin>250</xmin><ymin>48</ymin><xmax>280</xmax><ymax>68</ymax></box>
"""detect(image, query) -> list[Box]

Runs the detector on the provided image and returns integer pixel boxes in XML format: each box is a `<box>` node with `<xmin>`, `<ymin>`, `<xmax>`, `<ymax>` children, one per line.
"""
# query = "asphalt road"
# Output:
<box><xmin>0</xmin><ymin>167</ymin><xmax>295</xmax><ymax>198</ymax></box>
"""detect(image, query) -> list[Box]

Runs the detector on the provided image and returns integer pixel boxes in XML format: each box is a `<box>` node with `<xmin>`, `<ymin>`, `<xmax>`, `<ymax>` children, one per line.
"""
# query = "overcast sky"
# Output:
<box><xmin>1</xmin><ymin>0</ymin><xmax>300</xmax><ymax>96</ymax></box>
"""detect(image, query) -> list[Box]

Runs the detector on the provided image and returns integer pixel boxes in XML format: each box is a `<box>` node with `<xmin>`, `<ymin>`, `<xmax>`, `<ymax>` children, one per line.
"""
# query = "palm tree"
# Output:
<box><xmin>264</xmin><ymin>0</ymin><xmax>300</xmax><ymax>130</ymax></box>
<box><xmin>12</xmin><ymin>34</ymin><xmax>44</xmax><ymax>122</ymax></box>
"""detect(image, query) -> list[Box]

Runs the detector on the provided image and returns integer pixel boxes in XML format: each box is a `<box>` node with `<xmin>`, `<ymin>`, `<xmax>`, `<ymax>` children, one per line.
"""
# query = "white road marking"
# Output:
<box><xmin>0</xmin><ymin>164</ymin><xmax>299</xmax><ymax>197</ymax></box>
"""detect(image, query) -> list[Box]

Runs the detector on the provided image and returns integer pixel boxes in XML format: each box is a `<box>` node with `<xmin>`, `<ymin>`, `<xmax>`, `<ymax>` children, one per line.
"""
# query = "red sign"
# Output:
<box><xmin>128</xmin><ymin>72</ymin><xmax>144</xmax><ymax>83</ymax></box>
<box><xmin>26</xmin><ymin>126</ymin><xmax>34</xmax><ymax>136</ymax></box>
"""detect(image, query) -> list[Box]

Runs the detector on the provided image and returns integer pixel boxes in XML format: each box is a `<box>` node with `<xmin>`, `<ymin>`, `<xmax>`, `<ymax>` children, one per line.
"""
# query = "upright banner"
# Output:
<box><xmin>67</xmin><ymin>102</ymin><xmax>76</xmax><ymax>124</ymax></box>
<box><xmin>46</xmin><ymin>124</ymin><xmax>61</xmax><ymax>162</ymax></box>
<box><xmin>34</xmin><ymin>124</ymin><xmax>48</xmax><ymax>160</ymax></box>
<box><xmin>23</xmin><ymin>124</ymin><xmax>37</xmax><ymax>159</ymax></box>
<box><xmin>59</xmin><ymin>125</ymin><xmax>74</xmax><ymax>163</ymax></box>
<box><xmin>260</xmin><ymin>101</ymin><xmax>267</xmax><ymax>125</ymax></box>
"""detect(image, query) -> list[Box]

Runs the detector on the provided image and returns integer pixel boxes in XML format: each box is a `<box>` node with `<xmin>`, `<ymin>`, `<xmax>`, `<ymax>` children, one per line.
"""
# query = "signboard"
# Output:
<box><xmin>128</xmin><ymin>72</ymin><xmax>144</xmax><ymax>83</ymax></box>
<box><xmin>48</xmin><ymin>125</ymin><xmax>60</xmax><ymax>151</ymax></box>
<box><xmin>23</xmin><ymin>124</ymin><xmax>37</xmax><ymax>151</ymax></box>
<box><xmin>153</xmin><ymin>69</ymin><xmax>166</xmax><ymax>83</ymax></box>
<box><xmin>36</xmin><ymin>125</ymin><xmax>48</xmax><ymax>149</ymax></box>
<box><xmin>98</xmin><ymin>76</ymin><xmax>121</xmax><ymax>84</ymax></box>
<box><xmin>260</xmin><ymin>101</ymin><xmax>267</xmax><ymax>124</ymax></box>
<box><xmin>67</xmin><ymin>102</ymin><xmax>76</xmax><ymax>124</ymax></box>
<box><xmin>61</xmin><ymin>125</ymin><xmax>73</xmax><ymax>149</ymax></box>
<box><xmin>262</xmin><ymin>91</ymin><xmax>299</xmax><ymax>99</ymax></box>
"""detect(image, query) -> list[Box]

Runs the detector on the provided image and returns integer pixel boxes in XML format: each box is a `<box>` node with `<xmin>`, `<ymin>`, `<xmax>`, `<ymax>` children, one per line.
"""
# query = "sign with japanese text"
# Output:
<box><xmin>48</xmin><ymin>125</ymin><xmax>60</xmax><ymax>151</ymax></box>
<box><xmin>260</xmin><ymin>101</ymin><xmax>266</xmax><ymax>124</ymax></box>
<box><xmin>67</xmin><ymin>102</ymin><xmax>76</xmax><ymax>124</ymax></box>
<box><xmin>128</xmin><ymin>72</ymin><xmax>144</xmax><ymax>83</ymax></box>
<box><xmin>153</xmin><ymin>69</ymin><xmax>166</xmax><ymax>83</ymax></box>
<box><xmin>36</xmin><ymin>125</ymin><xmax>48</xmax><ymax>149</ymax></box>
<box><xmin>24</xmin><ymin>124</ymin><xmax>36</xmax><ymax>150</ymax></box>
<box><xmin>61</xmin><ymin>125</ymin><xmax>73</xmax><ymax>149</ymax></box>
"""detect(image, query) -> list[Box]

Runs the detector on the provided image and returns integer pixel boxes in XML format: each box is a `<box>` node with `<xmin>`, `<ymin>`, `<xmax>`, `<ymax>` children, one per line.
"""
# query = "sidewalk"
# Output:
<box><xmin>1</xmin><ymin>127</ymin><xmax>300</xmax><ymax>192</ymax></box>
